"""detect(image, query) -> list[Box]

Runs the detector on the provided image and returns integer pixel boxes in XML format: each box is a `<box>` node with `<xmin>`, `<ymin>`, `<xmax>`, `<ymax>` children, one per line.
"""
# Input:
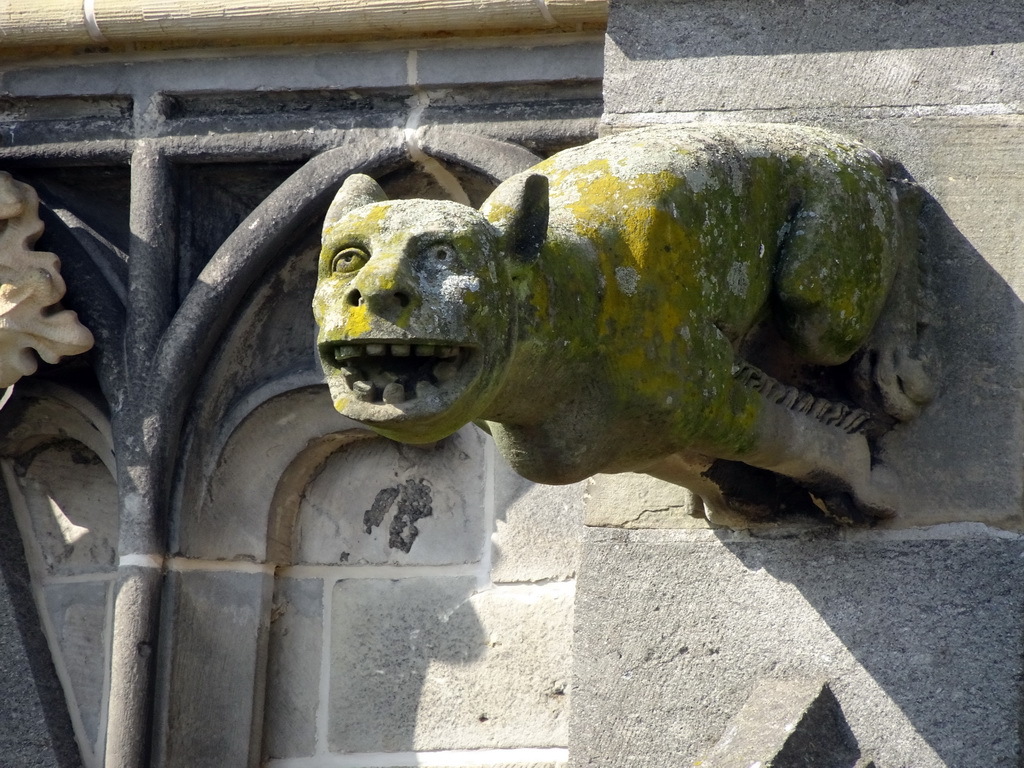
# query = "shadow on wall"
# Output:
<box><xmin>0</xmin><ymin>492</ymin><xmax>82</xmax><ymax>768</ymax></box>
<box><xmin>263</xmin><ymin>430</ymin><xmax>492</xmax><ymax>758</ymax></box>
<box><xmin>0</xmin><ymin>386</ymin><xmax>118</xmax><ymax>768</ymax></box>
<box><xmin>720</xmin><ymin>533</ymin><xmax>1024</xmax><ymax>766</ymax></box>
<box><xmin>854</xmin><ymin>184</ymin><xmax>1024</xmax><ymax>527</ymax></box>
<box><xmin>712</xmin><ymin>196</ymin><xmax>1024</xmax><ymax>765</ymax></box>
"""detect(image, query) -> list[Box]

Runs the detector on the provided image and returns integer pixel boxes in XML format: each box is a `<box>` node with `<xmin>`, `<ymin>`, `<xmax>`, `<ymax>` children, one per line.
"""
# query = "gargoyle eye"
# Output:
<box><xmin>424</xmin><ymin>243</ymin><xmax>455</xmax><ymax>261</ymax></box>
<box><xmin>332</xmin><ymin>247</ymin><xmax>368</xmax><ymax>274</ymax></box>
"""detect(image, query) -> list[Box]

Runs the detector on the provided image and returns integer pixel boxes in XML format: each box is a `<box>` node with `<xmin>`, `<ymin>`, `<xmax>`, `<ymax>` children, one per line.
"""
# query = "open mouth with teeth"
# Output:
<box><xmin>321</xmin><ymin>340</ymin><xmax>477</xmax><ymax>410</ymax></box>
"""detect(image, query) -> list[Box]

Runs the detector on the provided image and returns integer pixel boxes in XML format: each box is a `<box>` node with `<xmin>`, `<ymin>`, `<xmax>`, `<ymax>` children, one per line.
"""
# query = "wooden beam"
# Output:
<box><xmin>0</xmin><ymin>0</ymin><xmax>607</xmax><ymax>49</ymax></box>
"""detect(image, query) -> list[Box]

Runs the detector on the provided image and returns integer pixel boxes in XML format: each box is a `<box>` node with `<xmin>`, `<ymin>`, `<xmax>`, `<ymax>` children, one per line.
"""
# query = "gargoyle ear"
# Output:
<box><xmin>498</xmin><ymin>173</ymin><xmax>549</xmax><ymax>262</ymax></box>
<box><xmin>324</xmin><ymin>174</ymin><xmax>388</xmax><ymax>233</ymax></box>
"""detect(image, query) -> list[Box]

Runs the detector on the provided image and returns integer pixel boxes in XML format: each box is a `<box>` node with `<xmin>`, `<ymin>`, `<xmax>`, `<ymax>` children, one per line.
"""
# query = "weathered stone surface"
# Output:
<box><xmin>698</xmin><ymin>678</ymin><xmax>860</xmax><ymax>767</ymax></box>
<box><xmin>585</xmin><ymin>473</ymin><xmax>704</xmax><ymax>529</ymax></box>
<box><xmin>43</xmin><ymin>581</ymin><xmax>109</xmax><ymax>757</ymax></box>
<box><xmin>571</xmin><ymin>527</ymin><xmax>1024</xmax><ymax>767</ymax></box>
<box><xmin>181</xmin><ymin>385</ymin><xmax>366</xmax><ymax>563</ymax></box>
<box><xmin>1</xmin><ymin>49</ymin><xmax>410</xmax><ymax>99</ymax></box>
<box><xmin>329</xmin><ymin>578</ymin><xmax>572</xmax><ymax>752</ymax></box>
<box><xmin>297</xmin><ymin>426</ymin><xmax>487</xmax><ymax>565</ymax></box>
<box><xmin>604</xmin><ymin>0</ymin><xmax>1024</xmax><ymax>116</ymax></box>
<box><xmin>492</xmin><ymin>450</ymin><xmax>584</xmax><ymax>583</ymax></box>
<box><xmin>152</xmin><ymin>569</ymin><xmax>273</xmax><ymax>768</ymax></box>
<box><xmin>263</xmin><ymin>577</ymin><xmax>323</xmax><ymax>760</ymax></box>
<box><xmin>0</xmin><ymin>42</ymin><xmax>604</xmax><ymax>105</ymax></box>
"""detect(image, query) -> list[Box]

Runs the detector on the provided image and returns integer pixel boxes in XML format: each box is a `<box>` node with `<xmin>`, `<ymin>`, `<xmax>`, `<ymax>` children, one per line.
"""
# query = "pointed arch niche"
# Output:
<box><xmin>153</xmin><ymin>133</ymin><xmax>564</xmax><ymax>765</ymax></box>
<box><xmin>0</xmin><ymin>383</ymin><xmax>118</xmax><ymax>768</ymax></box>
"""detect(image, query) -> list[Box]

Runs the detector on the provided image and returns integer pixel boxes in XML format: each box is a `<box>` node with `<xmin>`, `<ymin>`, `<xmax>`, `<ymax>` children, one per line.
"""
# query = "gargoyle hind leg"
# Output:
<box><xmin>641</xmin><ymin>450</ymin><xmax>737</xmax><ymax>523</ymax></box>
<box><xmin>653</xmin><ymin>353</ymin><xmax>896</xmax><ymax>522</ymax></box>
<box><xmin>643</xmin><ymin>450</ymin><xmax>802</xmax><ymax>527</ymax></box>
<box><xmin>730</xmin><ymin>368</ymin><xmax>897</xmax><ymax>520</ymax></box>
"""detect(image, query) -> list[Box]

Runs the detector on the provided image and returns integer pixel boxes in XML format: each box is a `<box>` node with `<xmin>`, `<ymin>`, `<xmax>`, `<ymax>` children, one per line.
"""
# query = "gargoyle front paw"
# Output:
<box><xmin>872</xmin><ymin>347</ymin><xmax>934</xmax><ymax>422</ymax></box>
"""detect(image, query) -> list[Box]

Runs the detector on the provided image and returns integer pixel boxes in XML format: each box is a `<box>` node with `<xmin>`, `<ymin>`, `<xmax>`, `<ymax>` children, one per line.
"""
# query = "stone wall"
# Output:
<box><xmin>571</xmin><ymin>2</ymin><xmax>1024</xmax><ymax>766</ymax></box>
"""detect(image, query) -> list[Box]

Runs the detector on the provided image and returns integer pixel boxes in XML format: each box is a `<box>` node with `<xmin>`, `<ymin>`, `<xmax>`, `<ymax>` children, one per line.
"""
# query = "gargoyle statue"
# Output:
<box><xmin>313</xmin><ymin>124</ymin><xmax>932</xmax><ymax>523</ymax></box>
<box><xmin>0</xmin><ymin>173</ymin><xmax>93</xmax><ymax>388</ymax></box>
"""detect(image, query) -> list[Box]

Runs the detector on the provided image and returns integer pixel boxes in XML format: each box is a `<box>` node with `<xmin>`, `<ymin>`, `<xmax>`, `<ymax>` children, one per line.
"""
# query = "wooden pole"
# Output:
<box><xmin>0</xmin><ymin>0</ymin><xmax>607</xmax><ymax>48</ymax></box>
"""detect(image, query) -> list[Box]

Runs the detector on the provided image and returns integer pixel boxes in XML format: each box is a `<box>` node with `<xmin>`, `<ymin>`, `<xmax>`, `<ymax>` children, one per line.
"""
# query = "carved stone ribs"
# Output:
<box><xmin>732</xmin><ymin>362</ymin><xmax>871</xmax><ymax>434</ymax></box>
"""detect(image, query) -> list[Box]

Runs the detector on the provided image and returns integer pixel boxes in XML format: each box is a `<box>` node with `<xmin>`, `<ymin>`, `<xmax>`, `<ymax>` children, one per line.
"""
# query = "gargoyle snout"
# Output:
<box><xmin>344</xmin><ymin>260</ymin><xmax>419</xmax><ymax>318</ymax></box>
<box><xmin>344</xmin><ymin>284</ymin><xmax>412</xmax><ymax>311</ymax></box>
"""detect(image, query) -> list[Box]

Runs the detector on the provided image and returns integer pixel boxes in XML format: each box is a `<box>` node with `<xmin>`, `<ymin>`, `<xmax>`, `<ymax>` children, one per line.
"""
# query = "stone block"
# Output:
<box><xmin>491</xmin><ymin>450</ymin><xmax>584</xmax><ymax>583</ymax></box>
<box><xmin>603</xmin><ymin>0</ymin><xmax>1024</xmax><ymax>116</ymax></box>
<box><xmin>571</xmin><ymin>527</ymin><xmax>1024</xmax><ymax>768</ymax></box>
<box><xmin>584</xmin><ymin>473</ymin><xmax>704</xmax><ymax>530</ymax></box>
<box><xmin>153</xmin><ymin>569</ymin><xmax>273</xmax><ymax>768</ymax></box>
<box><xmin>329</xmin><ymin>578</ymin><xmax>572</xmax><ymax>753</ymax></box>
<box><xmin>297</xmin><ymin>426</ymin><xmax>488</xmax><ymax>566</ymax></box>
<box><xmin>262</xmin><ymin>577</ymin><xmax>323</xmax><ymax>760</ymax></box>
<box><xmin>43</xmin><ymin>581</ymin><xmax>110</xmax><ymax>756</ymax></box>
<box><xmin>1</xmin><ymin>48</ymin><xmax>410</xmax><ymax>99</ymax></box>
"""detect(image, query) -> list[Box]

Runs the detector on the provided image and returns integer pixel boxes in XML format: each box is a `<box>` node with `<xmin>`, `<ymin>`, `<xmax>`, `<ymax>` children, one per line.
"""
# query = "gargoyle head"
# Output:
<box><xmin>313</xmin><ymin>173</ymin><xmax>548</xmax><ymax>443</ymax></box>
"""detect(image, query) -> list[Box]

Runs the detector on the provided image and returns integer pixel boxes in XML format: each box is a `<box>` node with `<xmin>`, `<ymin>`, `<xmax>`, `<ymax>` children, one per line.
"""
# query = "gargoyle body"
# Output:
<box><xmin>313</xmin><ymin>124</ymin><xmax>930</xmax><ymax>522</ymax></box>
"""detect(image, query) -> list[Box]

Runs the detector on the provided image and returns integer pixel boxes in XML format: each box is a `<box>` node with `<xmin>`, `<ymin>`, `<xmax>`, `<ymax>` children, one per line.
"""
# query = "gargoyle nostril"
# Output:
<box><xmin>396</xmin><ymin>292</ymin><xmax>411</xmax><ymax>308</ymax></box>
<box><xmin>346</xmin><ymin>289</ymin><xmax>362</xmax><ymax>307</ymax></box>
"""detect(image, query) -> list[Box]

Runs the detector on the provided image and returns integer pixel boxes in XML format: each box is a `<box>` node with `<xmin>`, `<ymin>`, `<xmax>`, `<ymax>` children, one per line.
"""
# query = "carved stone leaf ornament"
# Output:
<box><xmin>313</xmin><ymin>124</ymin><xmax>932</xmax><ymax>524</ymax></box>
<box><xmin>0</xmin><ymin>173</ymin><xmax>94</xmax><ymax>387</ymax></box>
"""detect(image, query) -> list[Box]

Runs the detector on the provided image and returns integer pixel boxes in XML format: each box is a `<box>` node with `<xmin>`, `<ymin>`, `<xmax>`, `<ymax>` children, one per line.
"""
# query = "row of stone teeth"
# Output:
<box><xmin>349</xmin><ymin>376</ymin><xmax>442</xmax><ymax>405</ymax></box>
<box><xmin>333</xmin><ymin>343</ymin><xmax>460</xmax><ymax>361</ymax></box>
<box><xmin>732</xmin><ymin>362</ymin><xmax>870</xmax><ymax>433</ymax></box>
<box><xmin>338</xmin><ymin>358</ymin><xmax>460</xmax><ymax>405</ymax></box>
